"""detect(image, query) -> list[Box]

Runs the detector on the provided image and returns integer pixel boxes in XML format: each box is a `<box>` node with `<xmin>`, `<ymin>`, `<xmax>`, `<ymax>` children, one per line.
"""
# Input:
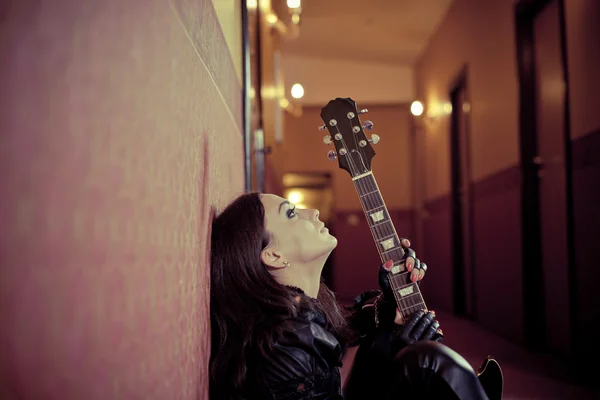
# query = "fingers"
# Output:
<box><xmin>384</xmin><ymin>236</ymin><xmax>429</xmax><ymax>283</ymax></box>
<box><xmin>394</xmin><ymin>308</ymin><xmax>404</xmax><ymax>325</ymax></box>
<box><xmin>422</xmin><ymin>319</ymin><xmax>440</xmax><ymax>340</ymax></box>
<box><xmin>409</xmin><ymin>310</ymin><xmax>436</xmax><ymax>339</ymax></box>
<box><xmin>410</xmin><ymin>257</ymin><xmax>420</xmax><ymax>282</ymax></box>
<box><xmin>434</xmin><ymin>328</ymin><xmax>444</xmax><ymax>342</ymax></box>
<box><xmin>382</xmin><ymin>259</ymin><xmax>394</xmax><ymax>271</ymax></box>
<box><xmin>400</xmin><ymin>309</ymin><xmax>425</xmax><ymax>342</ymax></box>
<box><xmin>379</xmin><ymin>261</ymin><xmax>394</xmax><ymax>300</ymax></box>
<box><xmin>400</xmin><ymin>237</ymin><xmax>411</xmax><ymax>248</ymax></box>
<box><xmin>401</xmin><ymin>310</ymin><xmax>440</xmax><ymax>344</ymax></box>
<box><xmin>404</xmin><ymin>248</ymin><xmax>416</xmax><ymax>271</ymax></box>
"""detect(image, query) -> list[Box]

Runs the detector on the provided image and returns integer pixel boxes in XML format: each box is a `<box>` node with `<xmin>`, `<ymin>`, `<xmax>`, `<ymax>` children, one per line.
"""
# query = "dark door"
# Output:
<box><xmin>450</xmin><ymin>71</ymin><xmax>475</xmax><ymax>319</ymax></box>
<box><xmin>532</xmin><ymin>0</ymin><xmax>570</xmax><ymax>355</ymax></box>
<box><xmin>516</xmin><ymin>0</ymin><xmax>574</xmax><ymax>354</ymax></box>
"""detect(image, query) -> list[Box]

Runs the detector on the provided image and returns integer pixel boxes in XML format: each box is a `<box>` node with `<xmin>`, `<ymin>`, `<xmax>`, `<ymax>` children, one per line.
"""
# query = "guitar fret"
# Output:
<box><xmin>381</xmin><ymin>247</ymin><xmax>400</xmax><ymax>255</ymax></box>
<box><xmin>400</xmin><ymin>303</ymin><xmax>427</xmax><ymax>319</ymax></box>
<box><xmin>377</xmin><ymin>233</ymin><xmax>397</xmax><ymax>241</ymax></box>
<box><xmin>397</xmin><ymin>291</ymin><xmax>421</xmax><ymax>301</ymax></box>
<box><xmin>372</xmin><ymin>224</ymin><xmax>395</xmax><ymax>241</ymax></box>
<box><xmin>371</xmin><ymin>219</ymin><xmax>393</xmax><ymax>229</ymax></box>
<box><xmin>359</xmin><ymin>189</ymin><xmax>380</xmax><ymax>197</ymax></box>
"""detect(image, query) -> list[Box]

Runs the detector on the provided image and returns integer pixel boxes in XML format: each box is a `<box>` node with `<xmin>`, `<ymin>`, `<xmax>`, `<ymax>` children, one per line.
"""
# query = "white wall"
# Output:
<box><xmin>282</xmin><ymin>54</ymin><xmax>415</xmax><ymax>106</ymax></box>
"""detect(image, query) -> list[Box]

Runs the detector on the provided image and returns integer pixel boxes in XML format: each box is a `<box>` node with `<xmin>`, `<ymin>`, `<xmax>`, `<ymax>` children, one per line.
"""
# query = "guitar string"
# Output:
<box><xmin>361</xmin><ymin>173</ymin><xmax>415</xmax><ymax>319</ymax></box>
<box><xmin>337</xmin><ymin>110</ymin><xmax>426</xmax><ymax>319</ymax></box>
<box><xmin>334</xmin><ymin>120</ymin><xmax>414</xmax><ymax>318</ymax></box>
<box><xmin>367</xmin><ymin>172</ymin><xmax>427</xmax><ymax>311</ymax></box>
<box><xmin>351</xmin><ymin>113</ymin><xmax>427</xmax><ymax>313</ymax></box>
<box><xmin>332</xmin><ymin>122</ymin><xmax>406</xmax><ymax>313</ymax></box>
<box><xmin>331</xmin><ymin>113</ymin><xmax>426</xmax><ymax>319</ymax></box>
<box><xmin>371</xmin><ymin>173</ymin><xmax>428</xmax><ymax>315</ymax></box>
<box><xmin>336</xmin><ymin>121</ymin><xmax>416</xmax><ymax>319</ymax></box>
<box><xmin>345</xmin><ymin>115</ymin><xmax>422</xmax><ymax>318</ymax></box>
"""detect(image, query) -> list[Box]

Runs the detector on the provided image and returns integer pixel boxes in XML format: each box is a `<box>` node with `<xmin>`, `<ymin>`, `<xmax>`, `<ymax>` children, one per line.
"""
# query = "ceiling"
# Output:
<box><xmin>280</xmin><ymin>0</ymin><xmax>455</xmax><ymax>65</ymax></box>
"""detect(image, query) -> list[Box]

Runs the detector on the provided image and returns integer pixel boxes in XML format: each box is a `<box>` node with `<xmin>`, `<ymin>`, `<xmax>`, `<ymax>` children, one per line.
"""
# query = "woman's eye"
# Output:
<box><xmin>287</xmin><ymin>207</ymin><xmax>297</xmax><ymax>218</ymax></box>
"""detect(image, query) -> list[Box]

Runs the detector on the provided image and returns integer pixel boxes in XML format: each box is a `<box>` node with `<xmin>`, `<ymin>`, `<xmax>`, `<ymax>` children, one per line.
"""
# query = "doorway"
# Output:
<box><xmin>449</xmin><ymin>68</ymin><xmax>476</xmax><ymax>319</ymax></box>
<box><xmin>515</xmin><ymin>0</ymin><xmax>575</xmax><ymax>354</ymax></box>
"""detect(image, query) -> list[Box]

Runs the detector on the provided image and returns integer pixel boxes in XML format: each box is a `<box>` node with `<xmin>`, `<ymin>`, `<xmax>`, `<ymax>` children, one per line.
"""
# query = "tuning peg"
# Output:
<box><xmin>362</xmin><ymin>120</ymin><xmax>374</xmax><ymax>131</ymax></box>
<box><xmin>327</xmin><ymin>150</ymin><xmax>337</xmax><ymax>161</ymax></box>
<box><xmin>318</xmin><ymin>124</ymin><xmax>327</xmax><ymax>131</ymax></box>
<box><xmin>323</xmin><ymin>135</ymin><xmax>332</xmax><ymax>145</ymax></box>
<box><xmin>369</xmin><ymin>134</ymin><xmax>380</xmax><ymax>145</ymax></box>
<box><xmin>359</xmin><ymin>109</ymin><xmax>369</xmax><ymax>114</ymax></box>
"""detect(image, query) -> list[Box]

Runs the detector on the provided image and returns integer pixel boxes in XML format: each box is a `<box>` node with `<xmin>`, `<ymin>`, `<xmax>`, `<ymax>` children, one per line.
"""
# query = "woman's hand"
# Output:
<box><xmin>376</xmin><ymin>238</ymin><xmax>442</xmax><ymax>338</ymax></box>
<box><xmin>378</xmin><ymin>238</ymin><xmax>427</xmax><ymax>305</ymax></box>
<box><xmin>389</xmin><ymin>238</ymin><xmax>428</xmax><ymax>283</ymax></box>
<box><xmin>395</xmin><ymin>309</ymin><xmax>443</xmax><ymax>345</ymax></box>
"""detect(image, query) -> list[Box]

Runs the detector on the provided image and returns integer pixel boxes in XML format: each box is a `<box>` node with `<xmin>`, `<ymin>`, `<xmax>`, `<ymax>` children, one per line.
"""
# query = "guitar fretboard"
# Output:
<box><xmin>352</xmin><ymin>171</ymin><xmax>427</xmax><ymax>320</ymax></box>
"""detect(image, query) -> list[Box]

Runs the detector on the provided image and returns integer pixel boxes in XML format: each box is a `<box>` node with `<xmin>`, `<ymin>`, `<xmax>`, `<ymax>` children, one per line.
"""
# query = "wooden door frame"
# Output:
<box><xmin>514</xmin><ymin>0</ymin><xmax>577</xmax><ymax>351</ymax></box>
<box><xmin>449</xmin><ymin>66</ymin><xmax>476</xmax><ymax>318</ymax></box>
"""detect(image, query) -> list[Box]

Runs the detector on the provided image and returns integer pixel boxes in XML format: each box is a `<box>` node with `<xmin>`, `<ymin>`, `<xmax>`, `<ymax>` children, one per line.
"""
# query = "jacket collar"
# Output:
<box><xmin>285</xmin><ymin>285</ymin><xmax>329</xmax><ymax>327</ymax></box>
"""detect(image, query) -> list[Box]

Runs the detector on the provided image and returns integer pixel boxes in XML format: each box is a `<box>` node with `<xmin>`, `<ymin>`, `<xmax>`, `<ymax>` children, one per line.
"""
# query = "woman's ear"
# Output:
<box><xmin>261</xmin><ymin>247</ymin><xmax>286</xmax><ymax>269</ymax></box>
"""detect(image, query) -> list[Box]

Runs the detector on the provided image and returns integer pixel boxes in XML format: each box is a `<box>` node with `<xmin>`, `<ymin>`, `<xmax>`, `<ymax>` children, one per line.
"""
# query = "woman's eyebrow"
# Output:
<box><xmin>278</xmin><ymin>201</ymin><xmax>291</xmax><ymax>214</ymax></box>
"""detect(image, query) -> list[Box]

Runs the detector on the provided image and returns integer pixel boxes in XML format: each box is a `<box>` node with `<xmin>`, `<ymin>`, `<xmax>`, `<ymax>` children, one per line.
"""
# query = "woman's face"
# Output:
<box><xmin>260</xmin><ymin>194</ymin><xmax>337</xmax><ymax>265</ymax></box>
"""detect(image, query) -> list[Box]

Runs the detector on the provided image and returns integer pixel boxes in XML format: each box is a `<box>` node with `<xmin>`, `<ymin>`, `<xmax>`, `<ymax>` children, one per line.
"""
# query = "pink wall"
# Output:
<box><xmin>0</xmin><ymin>0</ymin><xmax>243</xmax><ymax>398</ymax></box>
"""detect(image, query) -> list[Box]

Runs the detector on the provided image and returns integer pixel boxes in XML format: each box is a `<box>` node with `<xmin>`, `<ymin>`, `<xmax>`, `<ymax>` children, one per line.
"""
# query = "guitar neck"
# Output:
<box><xmin>352</xmin><ymin>171</ymin><xmax>427</xmax><ymax>320</ymax></box>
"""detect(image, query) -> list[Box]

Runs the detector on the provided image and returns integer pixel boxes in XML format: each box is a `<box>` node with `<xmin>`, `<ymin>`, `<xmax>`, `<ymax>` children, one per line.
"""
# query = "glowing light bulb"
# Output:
<box><xmin>291</xmin><ymin>83</ymin><xmax>304</xmax><ymax>99</ymax></box>
<box><xmin>287</xmin><ymin>0</ymin><xmax>301</xmax><ymax>9</ymax></box>
<box><xmin>266</xmin><ymin>14</ymin><xmax>278</xmax><ymax>25</ymax></box>
<box><xmin>410</xmin><ymin>101</ymin><xmax>424</xmax><ymax>116</ymax></box>
<box><xmin>287</xmin><ymin>191</ymin><xmax>303</xmax><ymax>204</ymax></box>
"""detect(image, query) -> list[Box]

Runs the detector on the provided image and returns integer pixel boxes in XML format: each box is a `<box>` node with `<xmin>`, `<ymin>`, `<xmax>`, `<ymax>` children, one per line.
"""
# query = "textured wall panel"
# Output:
<box><xmin>0</xmin><ymin>0</ymin><xmax>243</xmax><ymax>398</ymax></box>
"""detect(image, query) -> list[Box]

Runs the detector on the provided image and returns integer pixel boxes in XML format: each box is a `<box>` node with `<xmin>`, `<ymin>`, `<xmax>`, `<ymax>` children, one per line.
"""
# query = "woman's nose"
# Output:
<box><xmin>310</xmin><ymin>209</ymin><xmax>320</xmax><ymax>221</ymax></box>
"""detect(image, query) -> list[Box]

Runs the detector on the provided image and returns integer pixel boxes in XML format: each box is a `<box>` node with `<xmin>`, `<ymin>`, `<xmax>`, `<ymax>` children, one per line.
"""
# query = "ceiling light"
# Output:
<box><xmin>291</xmin><ymin>83</ymin><xmax>304</xmax><ymax>99</ymax></box>
<box><xmin>287</xmin><ymin>191</ymin><xmax>303</xmax><ymax>204</ymax></box>
<box><xmin>410</xmin><ymin>101</ymin><xmax>424</xmax><ymax>116</ymax></box>
<box><xmin>266</xmin><ymin>13</ymin><xmax>278</xmax><ymax>25</ymax></box>
<box><xmin>287</xmin><ymin>0</ymin><xmax>301</xmax><ymax>9</ymax></box>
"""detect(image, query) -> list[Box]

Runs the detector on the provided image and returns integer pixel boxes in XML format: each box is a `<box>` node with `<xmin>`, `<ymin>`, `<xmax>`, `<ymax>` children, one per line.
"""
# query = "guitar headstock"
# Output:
<box><xmin>319</xmin><ymin>97</ymin><xmax>379</xmax><ymax>178</ymax></box>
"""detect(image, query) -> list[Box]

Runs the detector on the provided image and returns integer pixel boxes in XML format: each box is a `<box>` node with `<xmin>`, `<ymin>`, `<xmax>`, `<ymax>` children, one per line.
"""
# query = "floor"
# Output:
<box><xmin>341</xmin><ymin>311</ymin><xmax>599</xmax><ymax>399</ymax></box>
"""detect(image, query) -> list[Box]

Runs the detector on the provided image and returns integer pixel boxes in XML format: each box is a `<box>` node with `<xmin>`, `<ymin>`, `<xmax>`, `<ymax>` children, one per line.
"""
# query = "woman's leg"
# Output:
<box><xmin>344</xmin><ymin>341</ymin><xmax>489</xmax><ymax>400</ymax></box>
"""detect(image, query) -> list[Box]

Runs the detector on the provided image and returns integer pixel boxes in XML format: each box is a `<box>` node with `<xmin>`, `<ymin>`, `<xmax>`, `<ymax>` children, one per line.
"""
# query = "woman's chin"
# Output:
<box><xmin>328</xmin><ymin>235</ymin><xmax>338</xmax><ymax>247</ymax></box>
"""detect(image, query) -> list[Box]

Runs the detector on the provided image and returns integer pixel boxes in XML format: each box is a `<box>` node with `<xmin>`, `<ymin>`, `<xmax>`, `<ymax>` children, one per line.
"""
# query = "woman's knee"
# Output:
<box><xmin>395</xmin><ymin>341</ymin><xmax>475</xmax><ymax>374</ymax></box>
<box><xmin>391</xmin><ymin>341</ymin><xmax>488</xmax><ymax>399</ymax></box>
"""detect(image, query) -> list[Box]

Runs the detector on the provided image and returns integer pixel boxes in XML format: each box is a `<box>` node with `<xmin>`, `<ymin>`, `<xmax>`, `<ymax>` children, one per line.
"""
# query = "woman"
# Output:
<box><xmin>210</xmin><ymin>192</ymin><xmax>489</xmax><ymax>399</ymax></box>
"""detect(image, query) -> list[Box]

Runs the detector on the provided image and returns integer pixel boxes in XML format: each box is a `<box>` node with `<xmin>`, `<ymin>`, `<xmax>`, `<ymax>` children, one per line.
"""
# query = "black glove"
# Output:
<box><xmin>373</xmin><ymin>238</ymin><xmax>443</xmax><ymax>357</ymax></box>
<box><xmin>396</xmin><ymin>309</ymin><xmax>443</xmax><ymax>345</ymax></box>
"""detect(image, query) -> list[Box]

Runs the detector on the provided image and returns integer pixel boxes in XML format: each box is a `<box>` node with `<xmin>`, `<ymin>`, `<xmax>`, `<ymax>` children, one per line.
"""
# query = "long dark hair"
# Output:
<box><xmin>209</xmin><ymin>192</ymin><xmax>348</xmax><ymax>399</ymax></box>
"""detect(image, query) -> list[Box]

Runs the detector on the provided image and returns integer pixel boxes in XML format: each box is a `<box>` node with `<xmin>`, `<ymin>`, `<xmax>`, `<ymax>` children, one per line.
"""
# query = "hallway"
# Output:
<box><xmin>1</xmin><ymin>0</ymin><xmax>599</xmax><ymax>398</ymax></box>
<box><xmin>341</xmin><ymin>311</ymin><xmax>599</xmax><ymax>399</ymax></box>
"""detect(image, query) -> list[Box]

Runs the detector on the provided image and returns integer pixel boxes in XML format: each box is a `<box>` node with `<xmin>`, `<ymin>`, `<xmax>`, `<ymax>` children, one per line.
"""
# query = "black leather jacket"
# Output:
<box><xmin>236</xmin><ymin>289</ymin><xmax>490</xmax><ymax>400</ymax></box>
<box><xmin>241</xmin><ymin>289</ymin><xmax>382</xmax><ymax>400</ymax></box>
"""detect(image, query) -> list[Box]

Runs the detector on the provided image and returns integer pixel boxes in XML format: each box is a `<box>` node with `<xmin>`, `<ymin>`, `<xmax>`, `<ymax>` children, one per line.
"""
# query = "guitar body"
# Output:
<box><xmin>319</xmin><ymin>97</ymin><xmax>504</xmax><ymax>399</ymax></box>
<box><xmin>477</xmin><ymin>356</ymin><xmax>504</xmax><ymax>400</ymax></box>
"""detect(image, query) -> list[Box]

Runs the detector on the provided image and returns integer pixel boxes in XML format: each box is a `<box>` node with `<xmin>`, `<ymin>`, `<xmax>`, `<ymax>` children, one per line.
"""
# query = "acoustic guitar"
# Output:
<box><xmin>319</xmin><ymin>97</ymin><xmax>504</xmax><ymax>400</ymax></box>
